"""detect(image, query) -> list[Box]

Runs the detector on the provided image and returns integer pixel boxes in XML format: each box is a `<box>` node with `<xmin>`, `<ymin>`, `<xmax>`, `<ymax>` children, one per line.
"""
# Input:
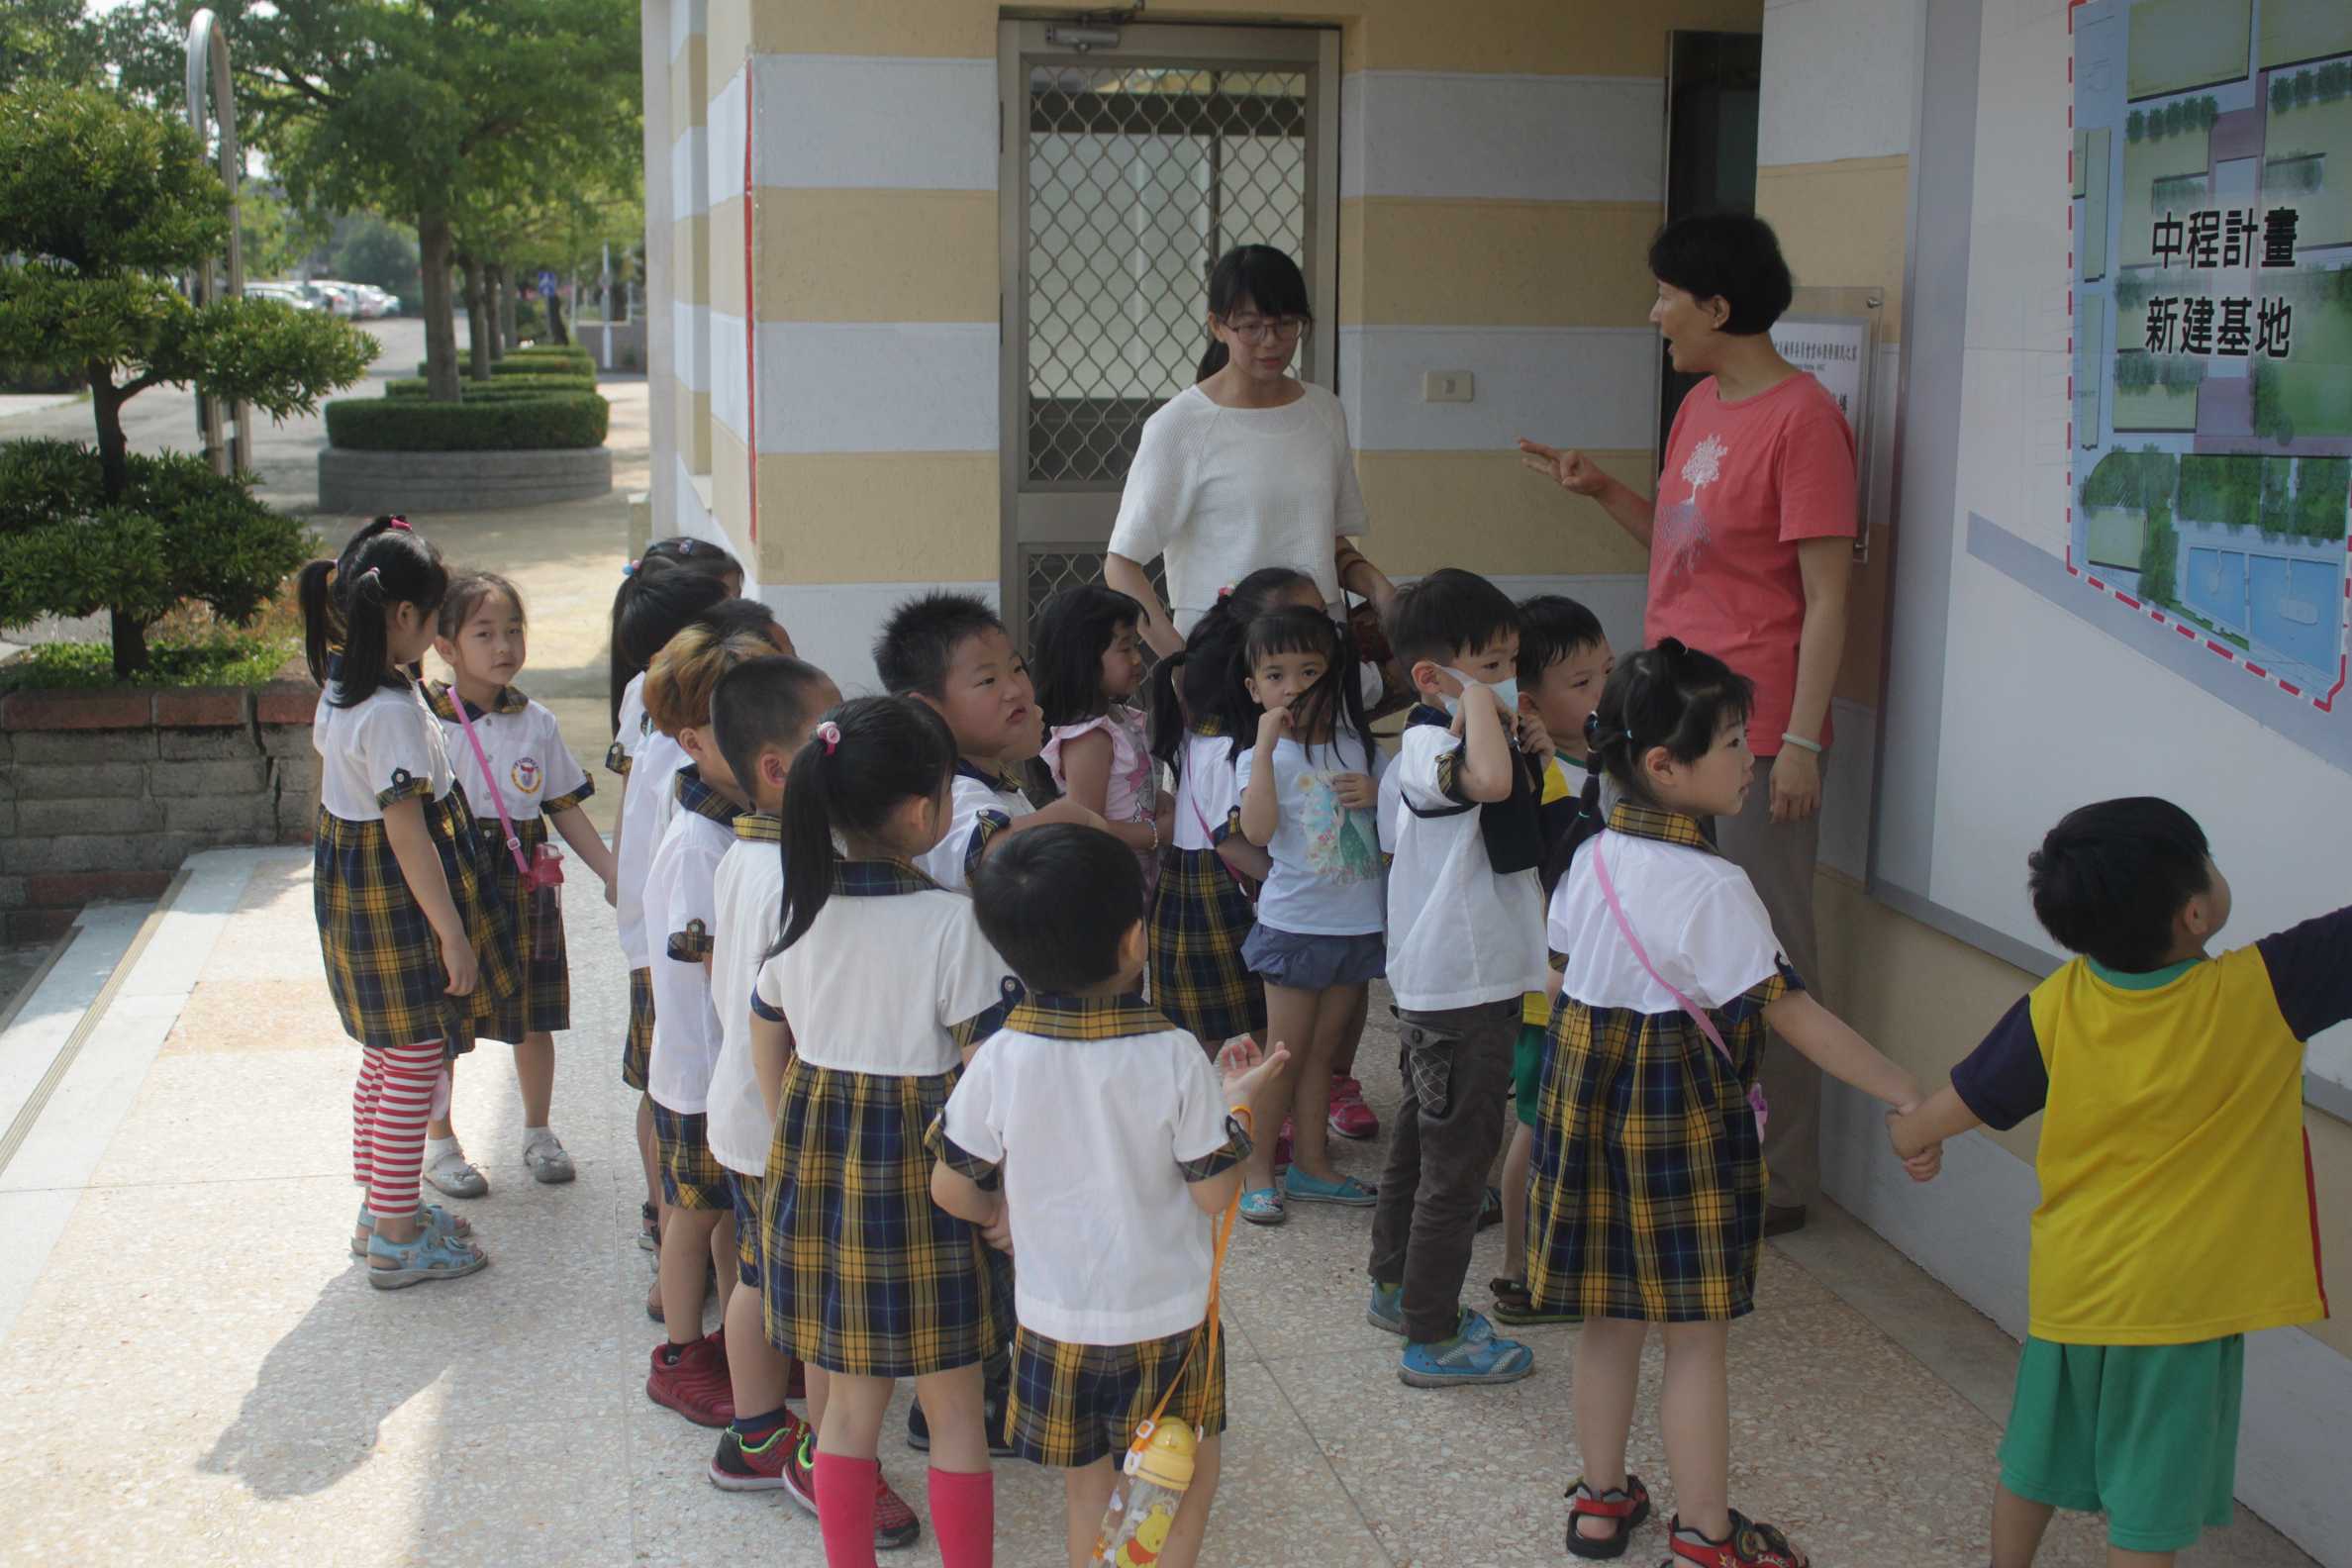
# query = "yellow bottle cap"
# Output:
<box><xmin>1127</xmin><ymin>1419</ymin><xmax>1197</xmax><ymax>1491</ymax></box>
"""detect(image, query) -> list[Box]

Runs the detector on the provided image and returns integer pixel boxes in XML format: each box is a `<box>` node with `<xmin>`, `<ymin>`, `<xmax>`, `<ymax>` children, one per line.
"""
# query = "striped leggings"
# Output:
<box><xmin>351</xmin><ymin>1043</ymin><xmax>447</xmax><ymax>1219</ymax></box>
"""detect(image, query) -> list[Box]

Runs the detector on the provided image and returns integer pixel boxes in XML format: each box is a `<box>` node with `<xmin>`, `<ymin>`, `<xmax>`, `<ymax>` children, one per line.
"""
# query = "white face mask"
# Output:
<box><xmin>1438</xmin><ymin>667</ymin><xmax>1519</xmax><ymax>718</ymax></box>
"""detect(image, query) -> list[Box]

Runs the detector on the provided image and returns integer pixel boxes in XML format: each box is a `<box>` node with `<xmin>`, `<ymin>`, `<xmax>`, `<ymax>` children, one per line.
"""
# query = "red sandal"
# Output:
<box><xmin>1565</xmin><ymin>1474</ymin><xmax>1652</xmax><ymax>1560</ymax></box>
<box><xmin>1664</xmin><ymin>1511</ymin><xmax>1811</xmax><ymax>1567</ymax></box>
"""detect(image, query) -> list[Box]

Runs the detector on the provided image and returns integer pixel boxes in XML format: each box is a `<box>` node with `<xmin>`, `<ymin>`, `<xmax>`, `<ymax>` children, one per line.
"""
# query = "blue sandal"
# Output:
<box><xmin>365</xmin><ymin>1225</ymin><xmax>488</xmax><ymax>1289</ymax></box>
<box><xmin>351</xmin><ymin>1201</ymin><xmax>472</xmax><ymax>1256</ymax></box>
<box><xmin>1238</xmin><ymin>1187</ymin><xmax>1286</xmax><ymax>1225</ymax></box>
<box><xmin>1284</xmin><ymin>1169</ymin><xmax>1377</xmax><ymax>1206</ymax></box>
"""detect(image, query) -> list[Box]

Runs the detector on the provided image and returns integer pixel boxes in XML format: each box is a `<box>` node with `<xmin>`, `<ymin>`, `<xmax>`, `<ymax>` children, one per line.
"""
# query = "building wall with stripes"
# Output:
<box><xmin>645</xmin><ymin>0</ymin><xmax>1766</xmax><ymax>689</ymax></box>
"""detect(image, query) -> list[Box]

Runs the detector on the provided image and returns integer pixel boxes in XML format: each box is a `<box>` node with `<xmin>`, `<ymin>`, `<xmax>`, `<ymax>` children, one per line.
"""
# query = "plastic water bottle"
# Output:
<box><xmin>1092</xmin><ymin>1418</ymin><xmax>1196</xmax><ymax>1566</ymax></box>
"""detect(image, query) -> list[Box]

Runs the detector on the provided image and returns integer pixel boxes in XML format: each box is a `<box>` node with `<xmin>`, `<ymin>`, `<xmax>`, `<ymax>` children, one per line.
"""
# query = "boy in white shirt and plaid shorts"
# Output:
<box><xmin>932</xmin><ymin>825</ymin><xmax>1281</xmax><ymax>1568</ymax></box>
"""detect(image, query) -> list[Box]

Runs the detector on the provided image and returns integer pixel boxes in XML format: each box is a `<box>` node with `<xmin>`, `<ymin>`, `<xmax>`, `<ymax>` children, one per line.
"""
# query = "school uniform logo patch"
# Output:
<box><xmin>511</xmin><ymin>756</ymin><xmax>542</xmax><ymax>794</ymax></box>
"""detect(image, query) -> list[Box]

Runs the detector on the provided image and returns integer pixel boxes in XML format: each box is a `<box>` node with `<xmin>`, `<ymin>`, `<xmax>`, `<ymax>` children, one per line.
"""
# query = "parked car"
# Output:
<box><xmin>351</xmin><ymin>285</ymin><xmax>397</xmax><ymax>318</ymax></box>
<box><xmin>301</xmin><ymin>282</ymin><xmax>359</xmax><ymax>318</ymax></box>
<box><xmin>245</xmin><ymin>281</ymin><xmax>322</xmax><ymax>312</ymax></box>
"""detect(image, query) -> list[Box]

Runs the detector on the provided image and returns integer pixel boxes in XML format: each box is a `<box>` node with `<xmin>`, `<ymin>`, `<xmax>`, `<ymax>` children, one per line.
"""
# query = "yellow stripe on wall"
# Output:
<box><xmin>678</xmin><ymin>385</ymin><xmax>713</xmax><ymax>475</ymax></box>
<box><xmin>1355</xmin><ymin>449</ymin><xmax>1655</xmax><ymax>578</ymax></box>
<box><xmin>1340</xmin><ymin>198</ymin><xmax>1662</xmax><ymax>329</ymax></box>
<box><xmin>670</xmin><ymin>217</ymin><xmax>710</xmax><ymax>307</ymax></box>
<box><xmin>714</xmin><ymin>418</ymin><xmax>755</xmax><ymax>562</ymax></box>
<box><xmin>1755</xmin><ymin>155</ymin><xmax>1911</xmax><ymax>343</ymax></box>
<box><xmin>753</xmin><ymin>190</ymin><xmax>998</xmax><ymax>323</ymax></box>
<box><xmin>733</xmin><ymin>0</ymin><xmax>1757</xmax><ymax>76</ymax></box>
<box><xmin>709</xmin><ymin>198</ymin><xmax>745</xmax><ymax>318</ymax></box>
<box><xmin>754</xmin><ymin>451</ymin><xmax>1001</xmax><ymax>583</ymax></box>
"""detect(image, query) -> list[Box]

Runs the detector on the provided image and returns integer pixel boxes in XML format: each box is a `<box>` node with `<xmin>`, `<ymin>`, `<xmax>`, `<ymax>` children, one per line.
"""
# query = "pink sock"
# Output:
<box><xmin>928</xmin><ymin>1466</ymin><xmax>995</xmax><ymax>1568</ymax></box>
<box><xmin>813</xmin><ymin>1453</ymin><xmax>880</xmax><ymax>1568</ymax></box>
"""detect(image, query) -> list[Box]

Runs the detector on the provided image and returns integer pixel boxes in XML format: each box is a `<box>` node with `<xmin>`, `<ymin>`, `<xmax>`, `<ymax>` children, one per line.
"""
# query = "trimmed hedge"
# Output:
<box><xmin>385</xmin><ymin>373</ymin><xmax>594</xmax><ymax>399</ymax></box>
<box><xmin>326</xmin><ymin>392</ymin><xmax>610</xmax><ymax>451</ymax></box>
<box><xmin>413</xmin><ymin>347</ymin><xmax>594</xmax><ymax>378</ymax></box>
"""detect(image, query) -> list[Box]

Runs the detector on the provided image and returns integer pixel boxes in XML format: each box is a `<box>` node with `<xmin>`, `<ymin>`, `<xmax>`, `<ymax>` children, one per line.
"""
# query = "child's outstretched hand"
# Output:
<box><xmin>1218</xmin><ymin>1035</ymin><xmax>1291</xmax><ymax>1104</ymax></box>
<box><xmin>440</xmin><ymin>931</ymin><xmax>479</xmax><ymax>996</ymax></box>
<box><xmin>1331</xmin><ymin>771</ymin><xmax>1377</xmax><ymax>810</ymax></box>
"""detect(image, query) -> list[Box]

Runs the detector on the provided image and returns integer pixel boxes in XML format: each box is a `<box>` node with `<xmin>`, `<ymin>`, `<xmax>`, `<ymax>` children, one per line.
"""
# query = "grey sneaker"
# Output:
<box><xmin>423</xmin><ymin>1144</ymin><xmax>490</xmax><ymax>1199</ymax></box>
<box><xmin>523</xmin><ymin>1129</ymin><xmax>576</xmax><ymax>1184</ymax></box>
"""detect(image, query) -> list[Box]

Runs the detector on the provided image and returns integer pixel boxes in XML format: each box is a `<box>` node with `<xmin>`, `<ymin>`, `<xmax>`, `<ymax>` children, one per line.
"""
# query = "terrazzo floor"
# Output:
<box><xmin>0</xmin><ymin>850</ymin><xmax>2314</xmax><ymax>1568</ymax></box>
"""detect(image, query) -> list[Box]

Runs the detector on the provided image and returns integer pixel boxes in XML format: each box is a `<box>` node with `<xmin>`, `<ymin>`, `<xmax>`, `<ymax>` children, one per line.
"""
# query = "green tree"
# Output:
<box><xmin>107</xmin><ymin>0</ymin><xmax>639</xmax><ymax>403</ymax></box>
<box><xmin>1</xmin><ymin>0</ymin><xmax>108</xmax><ymax>91</ymax></box>
<box><xmin>2141</xmin><ymin>502</ymin><xmax>2179</xmax><ymax>608</ymax></box>
<box><xmin>239</xmin><ymin>184</ymin><xmax>330</xmax><ymax>280</ymax></box>
<box><xmin>332</xmin><ymin>214</ymin><xmax>421</xmax><ymax>308</ymax></box>
<box><xmin>0</xmin><ymin>86</ymin><xmax>374</xmax><ymax>675</ymax></box>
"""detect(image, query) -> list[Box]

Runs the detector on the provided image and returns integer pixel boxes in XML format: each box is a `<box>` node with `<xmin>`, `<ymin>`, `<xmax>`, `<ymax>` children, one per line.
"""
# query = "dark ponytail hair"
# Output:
<box><xmin>1147</xmin><ymin>565</ymin><xmax>1321</xmax><ymax>768</ymax></box>
<box><xmin>298</xmin><ymin>517</ymin><xmax>449</xmax><ymax>708</ymax></box>
<box><xmin>773</xmin><ymin>695</ymin><xmax>957</xmax><ymax>955</ymax></box>
<box><xmin>1195</xmin><ymin>245</ymin><xmax>1314</xmax><ymax>382</ymax></box>
<box><xmin>1235</xmin><ymin>606</ymin><xmax>1373</xmax><ymax>766</ymax></box>
<box><xmin>609</xmin><ymin>566</ymin><xmax>736</xmax><ymax>733</ymax></box>
<box><xmin>1575</xmin><ymin>635</ymin><xmax>1754</xmax><ymax>822</ymax></box>
<box><xmin>1026</xmin><ymin>584</ymin><xmax>1142</xmax><ymax>799</ymax></box>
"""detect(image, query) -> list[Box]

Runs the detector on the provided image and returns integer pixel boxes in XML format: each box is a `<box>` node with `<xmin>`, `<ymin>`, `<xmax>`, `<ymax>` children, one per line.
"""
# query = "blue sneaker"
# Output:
<box><xmin>1366</xmin><ymin>1283</ymin><xmax>1405</xmax><ymax>1335</ymax></box>
<box><xmin>1283</xmin><ymin>1169</ymin><xmax>1377</xmax><ymax>1206</ymax></box>
<box><xmin>1398</xmin><ymin>1309</ymin><xmax>1535</xmax><ymax>1388</ymax></box>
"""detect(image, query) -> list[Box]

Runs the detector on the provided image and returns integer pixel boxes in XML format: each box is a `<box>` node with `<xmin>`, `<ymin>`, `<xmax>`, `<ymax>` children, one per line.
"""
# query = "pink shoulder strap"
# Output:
<box><xmin>452</xmin><ymin>698</ymin><xmax>534</xmax><ymax>882</ymax></box>
<box><xmin>1590</xmin><ymin>833</ymin><xmax>1768</xmax><ymax>1134</ymax></box>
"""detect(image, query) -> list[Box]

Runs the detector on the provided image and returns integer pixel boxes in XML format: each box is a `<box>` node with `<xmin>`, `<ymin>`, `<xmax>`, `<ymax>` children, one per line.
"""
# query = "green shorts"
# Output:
<box><xmin>1513</xmin><ymin>1022</ymin><xmax>1546</xmax><ymax>1128</ymax></box>
<box><xmin>1999</xmin><ymin>1334</ymin><xmax>2242</xmax><ymax>1553</ymax></box>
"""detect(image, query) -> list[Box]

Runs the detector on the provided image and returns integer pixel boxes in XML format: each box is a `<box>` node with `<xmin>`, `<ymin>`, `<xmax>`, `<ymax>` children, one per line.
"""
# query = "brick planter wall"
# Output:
<box><xmin>0</xmin><ymin>680</ymin><xmax>319</xmax><ymax>942</ymax></box>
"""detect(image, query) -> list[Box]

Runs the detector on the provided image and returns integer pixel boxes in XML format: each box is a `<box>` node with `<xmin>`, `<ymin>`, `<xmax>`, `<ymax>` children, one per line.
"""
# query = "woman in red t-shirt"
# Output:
<box><xmin>1519</xmin><ymin>213</ymin><xmax>1858</xmax><ymax>1243</ymax></box>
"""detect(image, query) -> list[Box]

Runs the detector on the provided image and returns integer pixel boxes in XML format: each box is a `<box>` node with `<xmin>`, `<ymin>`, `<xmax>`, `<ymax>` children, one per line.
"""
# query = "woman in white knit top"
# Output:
<box><xmin>1108</xmin><ymin>245</ymin><xmax>1397</xmax><ymax>658</ymax></box>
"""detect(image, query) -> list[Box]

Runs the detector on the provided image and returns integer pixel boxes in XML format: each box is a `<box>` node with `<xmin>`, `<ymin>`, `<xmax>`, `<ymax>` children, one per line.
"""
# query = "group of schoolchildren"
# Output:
<box><xmin>301</xmin><ymin>513</ymin><xmax>2345</xmax><ymax>1568</ymax></box>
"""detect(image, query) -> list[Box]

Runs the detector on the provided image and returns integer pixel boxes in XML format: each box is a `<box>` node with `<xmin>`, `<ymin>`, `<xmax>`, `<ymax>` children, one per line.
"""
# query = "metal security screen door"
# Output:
<box><xmin>998</xmin><ymin>21</ymin><xmax>1339</xmax><ymax>643</ymax></box>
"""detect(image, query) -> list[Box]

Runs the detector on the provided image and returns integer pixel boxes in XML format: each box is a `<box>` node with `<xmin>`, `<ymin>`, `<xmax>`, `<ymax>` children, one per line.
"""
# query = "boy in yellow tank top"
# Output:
<box><xmin>1892</xmin><ymin>797</ymin><xmax>2339</xmax><ymax>1567</ymax></box>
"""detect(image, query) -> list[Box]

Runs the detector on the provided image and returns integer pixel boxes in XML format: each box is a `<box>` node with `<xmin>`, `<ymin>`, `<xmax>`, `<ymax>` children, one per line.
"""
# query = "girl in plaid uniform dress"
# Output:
<box><xmin>1029</xmin><ymin>584</ymin><xmax>1166</xmax><ymax>902</ymax></box>
<box><xmin>749</xmin><ymin>696</ymin><xmax>1019</xmax><ymax>1568</ymax></box>
<box><xmin>1142</xmin><ymin>595</ymin><xmax>1267</xmax><ymax>1052</ymax></box>
<box><xmin>425</xmin><ymin>573</ymin><xmax>616</xmax><ymax>1192</ymax></box>
<box><xmin>298</xmin><ymin>517</ymin><xmax>519</xmax><ymax>1290</ymax></box>
<box><xmin>1529</xmin><ymin>642</ymin><xmax>1921</xmax><ymax>1568</ymax></box>
<box><xmin>606</xmin><ymin>553</ymin><xmax>740</xmax><ymax>1251</ymax></box>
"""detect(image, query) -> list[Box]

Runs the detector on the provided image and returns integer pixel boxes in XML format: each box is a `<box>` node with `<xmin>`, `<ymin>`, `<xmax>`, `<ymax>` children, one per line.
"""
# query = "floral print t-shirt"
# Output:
<box><xmin>1647</xmin><ymin>372</ymin><xmax>1857</xmax><ymax>757</ymax></box>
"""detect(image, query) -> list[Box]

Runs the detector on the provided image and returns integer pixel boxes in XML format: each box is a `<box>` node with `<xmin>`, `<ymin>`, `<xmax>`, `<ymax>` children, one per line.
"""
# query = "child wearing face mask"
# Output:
<box><xmin>1364</xmin><ymin>569</ymin><xmax>1552</xmax><ymax>1388</ymax></box>
<box><xmin>1228</xmin><ymin>607</ymin><xmax>1389</xmax><ymax>1226</ymax></box>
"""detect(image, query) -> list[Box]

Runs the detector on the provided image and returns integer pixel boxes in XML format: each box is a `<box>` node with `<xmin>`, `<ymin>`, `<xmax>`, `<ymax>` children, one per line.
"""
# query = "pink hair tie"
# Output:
<box><xmin>383</xmin><ymin>516</ymin><xmax>412</xmax><ymax>532</ymax></box>
<box><xmin>816</xmin><ymin>721</ymin><xmax>841</xmax><ymax>754</ymax></box>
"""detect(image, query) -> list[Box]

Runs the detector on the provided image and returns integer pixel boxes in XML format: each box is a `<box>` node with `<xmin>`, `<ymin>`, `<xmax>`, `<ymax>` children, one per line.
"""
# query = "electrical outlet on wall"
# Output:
<box><xmin>1421</xmin><ymin>370</ymin><xmax>1474</xmax><ymax>404</ymax></box>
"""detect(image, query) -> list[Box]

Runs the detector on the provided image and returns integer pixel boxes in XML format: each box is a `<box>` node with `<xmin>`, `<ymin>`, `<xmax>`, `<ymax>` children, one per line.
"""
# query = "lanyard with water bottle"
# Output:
<box><xmin>1089</xmin><ymin>1105</ymin><xmax>1251</xmax><ymax>1566</ymax></box>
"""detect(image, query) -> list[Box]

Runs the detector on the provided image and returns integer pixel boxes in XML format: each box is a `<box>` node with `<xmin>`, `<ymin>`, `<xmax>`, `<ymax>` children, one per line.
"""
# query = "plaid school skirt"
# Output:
<box><xmin>758</xmin><ymin>1058</ymin><xmax>1001</xmax><ymax>1378</ymax></box>
<box><xmin>653</xmin><ymin>1104</ymin><xmax>733</xmax><ymax>1211</ymax></box>
<box><xmin>621</xmin><ymin>968</ymin><xmax>654</xmax><ymax>1091</ymax></box>
<box><xmin>1147</xmin><ymin>846</ymin><xmax>1265</xmax><ymax>1048</ymax></box>
<box><xmin>1524</xmin><ymin>996</ymin><xmax>1774</xmax><ymax>1323</ymax></box>
<box><xmin>729</xmin><ymin>1171</ymin><xmax>764</xmax><ymax>1289</ymax></box>
<box><xmin>475</xmin><ymin>813</ymin><xmax>568</xmax><ymax>1042</ymax></box>
<box><xmin>1009</xmin><ymin>1323</ymin><xmax>1227</xmax><ymax>1469</ymax></box>
<box><xmin>314</xmin><ymin>792</ymin><xmax>519</xmax><ymax>1053</ymax></box>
